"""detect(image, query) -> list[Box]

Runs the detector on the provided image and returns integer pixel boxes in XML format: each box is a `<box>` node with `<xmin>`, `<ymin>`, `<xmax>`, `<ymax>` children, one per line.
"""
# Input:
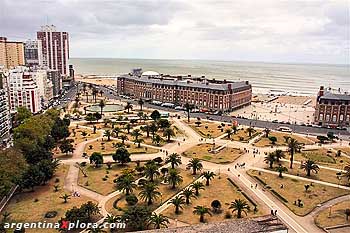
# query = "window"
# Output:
<box><xmin>340</xmin><ymin>114</ymin><xmax>344</xmax><ymax>121</ymax></box>
<box><xmin>332</xmin><ymin>115</ymin><xmax>337</xmax><ymax>122</ymax></box>
<box><xmin>326</xmin><ymin>114</ymin><xmax>330</xmax><ymax>122</ymax></box>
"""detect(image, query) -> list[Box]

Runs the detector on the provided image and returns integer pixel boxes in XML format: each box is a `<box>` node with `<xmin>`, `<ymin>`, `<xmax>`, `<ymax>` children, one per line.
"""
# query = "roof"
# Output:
<box><xmin>320</xmin><ymin>91</ymin><xmax>350</xmax><ymax>101</ymax></box>
<box><xmin>139</xmin><ymin>216</ymin><xmax>288</xmax><ymax>233</ymax></box>
<box><xmin>142</xmin><ymin>71</ymin><xmax>160</xmax><ymax>76</ymax></box>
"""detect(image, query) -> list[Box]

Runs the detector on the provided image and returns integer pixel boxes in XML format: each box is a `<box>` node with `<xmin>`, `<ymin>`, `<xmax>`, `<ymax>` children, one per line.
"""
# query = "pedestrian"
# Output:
<box><xmin>234</xmin><ymin>165</ymin><xmax>237</xmax><ymax>169</ymax></box>
<box><xmin>271</xmin><ymin>209</ymin><xmax>274</xmax><ymax>216</ymax></box>
<box><xmin>255</xmin><ymin>184</ymin><xmax>258</xmax><ymax>189</ymax></box>
<box><xmin>274</xmin><ymin>210</ymin><xmax>277</xmax><ymax>215</ymax></box>
<box><xmin>251</xmin><ymin>184</ymin><xmax>253</xmax><ymax>188</ymax></box>
<box><xmin>238</xmin><ymin>174</ymin><xmax>240</xmax><ymax>178</ymax></box>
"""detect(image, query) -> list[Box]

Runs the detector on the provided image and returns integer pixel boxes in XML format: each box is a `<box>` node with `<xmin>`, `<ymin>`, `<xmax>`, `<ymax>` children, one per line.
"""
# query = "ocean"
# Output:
<box><xmin>70</xmin><ymin>58</ymin><xmax>349</xmax><ymax>96</ymax></box>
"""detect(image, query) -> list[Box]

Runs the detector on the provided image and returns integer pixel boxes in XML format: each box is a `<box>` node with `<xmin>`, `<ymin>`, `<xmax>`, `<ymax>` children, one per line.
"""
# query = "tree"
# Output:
<box><xmin>138</xmin><ymin>99</ymin><xmax>144</xmax><ymax>111</ymax></box>
<box><xmin>327</xmin><ymin>132</ymin><xmax>336</xmax><ymax>141</ymax></box>
<box><xmin>125</xmin><ymin>102</ymin><xmax>133</xmax><ymax>113</ymax></box>
<box><xmin>191</xmin><ymin>181</ymin><xmax>205</xmax><ymax>196</ymax></box>
<box><xmin>336</xmin><ymin>150</ymin><xmax>342</xmax><ymax>157</ymax></box>
<box><xmin>104</xmin><ymin>130</ymin><xmax>112</xmax><ymax>141</ymax></box>
<box><xmin>133</xmin><ymin>138</ymin><xmax>144</xmax><ymax>148</ymax></box>
<box><xmin>150</xmin><ymin>122</ymin><xmax>158</xmax><ymax>138</ymax></box>
<box><xmin>195</xmin><ymin>121</ymin><xmax>202</xmax><ymax>127</ymax></box>
<box><xmin>157</xmin><ymin>119</ymin><xmax>170</xmax><ymax>130</ymax></box>
<box><xmin>342</xmin><ymin>164</ymin><xmax>350</xmax><ymax>184</ymax></box>
<box><xmin>99</xmin><ymin>89</ymin><xmax>103</xmax><ymax>96</ymax></box>
<box><xmin>345</xmin><ymin>209</ymin><xmax>350</xmax><ymax>221</ymax></box>
<box><xmin>229</xmin><ymin>199</ymin><xmax>250</xmax><ymax>218</ymax></box>
<box><xmin>184</xmin><ymin>103</ymin><xmax>193</xmax><ymax>123</ymax></box>
<box><xmin>99</xmin><ymin>100</ymin><xmax>106</xmax><ymax>115</ymax></box>
<box><xmin>125</xmin><ymin>123</ymin><xmax>132</xmax><ymax>134</ymax></box>
<box><xmin>147</xmin><ymin>213</ymin><xmax>169</xmax><ymax>229</ymax></box>
<box><xmin>263</xmin><ymin>128</ymin><xmax>271</xmax><ymax>137</ymax></box>
<box><xmin>163</xmin><ymin>127</ymin><xmax>175</xmax><ymax>142</ymax></box>
<box><xmin>59</xmin><ymin>139</ymin><xmax>75</xmax><ymax>155</ymax></box>
<box><xmin>167</xmin><ymin>169</ymin><xmax>183</xmax><ymax>189</ymax></box>
<box><xmin>274</xmin><ymin>149</ymin><xmax>285</xmax><ymax>162</ymax></box>
<box><xmin>113</xmin><ymin>127</ymin><xmax>122</xmax><ymax>137</ymax></box>
<box><xmin>93</xmin><ymin>112</ymin><xmax>102</xmax><ymax>123</ymax></box>
<box><xmin>187</xmin><ymin>158</ymin><xmax>203</xmax><ymax>175</ymax></box>
<box><xmin>269</xmin><ymin>136</ymin><xmax>277</xmax><ymax>145</ymax></box>
<box><xmin>181</xmin><ymin>188</ymin><xmax>196</xmax><ymax>205</ymax></box>
<box><xmin>211</xmin><ymin>200</ymin><xmax>222</xmax><ymax>213</ymax></box>
<box><xmin>275</xmin><ymin>165</ymin><xmax>288</xmax><ymax>178</ymax></box>
<box><xmin>131</xmin><ymin>129</ymin><xmax>142</xmax><ymax>140</ymax></box>
<box><xmin>60</xmin><ymin>194</ymin><xmax>71</xmax><ymax>203</ymax></box>
<box><xmin>115</xmin><ymin>173</ymin><xmax>136</xmax><ymax>195</ymax></box>
<box><xmin>193</xmin><ymin>206</ymin><xmax>212</xmax><ymax>223</ymax></box>
<box><xmin>120</xmin><ymin>135</ymin><xmax>128</xmax><ymax>144</ymax></box>
<box><xmin>246</xmin><ymin>127</ymin><xmax>255</xmax><ymax>137</ymax></box>
<box><xmin>165</xmin><ymin>153</ymin><xmax>182</xmax><ymax>169</ymax></box>
<box><xmin>317</xmin><ymin>135</ymin><xmax>328</xmax><ymax>144</ymax></box>
<box><xmin>150</xmin><ymin>110</ymin><xmax>161</xmax><ymax>121</ymax></box>
<box><xmin>144</xmin><ymin>161</ymin><xmax>160</xmax><ymax>182</ymax></box>
<box><xmin>141</xmin><ymin>124</ymin><xmax>151</xmax><ymax>138</ymax></box>
<box><xmin>152</xmin><ymin>135</ymin><xmax>163</xmax><ymax>146</ymax></box>
<box><xmin>283</xmin><ymin>135</ymin><xmax>291</xmax><ymax>143</ymax></box>
<box><xmin>81</xmin><ymin>201</ymin><xmax>100</xmax><ymax>220</ymax></box>
<box><xmin>264</xmin><ymin>152</ymin><xmax>277</xmax><ymax>169</ymax></box>
<box><xmin>169</xmin><ymin>196</ymin><xmax>185</xmax><ymax>214</ymax></box>
<box><xmin>89</xmin><ymin>152</ymin><xmax>103</xmax><ymax>168</ymax></box>
<box><xmin>287</xmin><ymin>138</ymin><xmax>300</xmax><ymax>169</ymax></box>
<box><xmin>139</xmin><ymin>182</ymin><xmax>161</xmax><ymax>205</ymax></box>
<box><xmin>301</xmin><ymin>160</ymin><xmax>320</xmax><ymax>177</ymax></box>
<box><xmin>85</xmin><ymin>113</ymin><xmax>96</xmax><ymax>124</ymax></box>
<box><xmin>225</xmin><ymin>129</ymin><xmax>233</xmax><ymax>139</ymax></box>
<box><xmin>232</xmin><ymin>125</ymin><xmax>238</xmax><ymax>134</ymax></box>
<box><xmin>15</xmin><ymin>106</ymin><xmax>32</xmax><ymax>125</ymax></box>
<box><xmin>120</xmin><ymin>206</ymin><xmax>151</xmax><ymax>231</ymax></box>
<box><xmin>113</xmin><ymin>147</ymin><xmax>131</xmax><ymax>165</ymax></box>
<box><xmin>92</xmin><ymin>88</ymin><xmax>98</xmax><ymax>102</ymax></box>
<box><xmin>202</xmin><ymin>171</ymin><xmax>216</xmax><ymax>186</ymax></box>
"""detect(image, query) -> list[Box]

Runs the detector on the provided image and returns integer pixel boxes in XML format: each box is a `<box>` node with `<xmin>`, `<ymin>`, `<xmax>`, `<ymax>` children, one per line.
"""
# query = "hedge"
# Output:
<box><xmin>270</xmin><ymin>189</ymin><xmax>288</xmax><ymax>203</ymax></box>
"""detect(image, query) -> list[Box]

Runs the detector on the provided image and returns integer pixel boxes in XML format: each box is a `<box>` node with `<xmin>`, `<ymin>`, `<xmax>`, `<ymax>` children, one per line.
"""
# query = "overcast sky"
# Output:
<box><xmin>0</xmin><ymin>0</ymin><xmax>349</xmax><ymax>64</ymax></box>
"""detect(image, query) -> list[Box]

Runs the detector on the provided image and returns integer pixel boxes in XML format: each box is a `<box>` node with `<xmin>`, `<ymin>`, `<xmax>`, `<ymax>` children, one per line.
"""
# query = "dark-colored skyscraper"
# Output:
<box><xmin>37</xmin><ymin>25</ymin><xmax>69</xmax><ymax>75</ymax></box>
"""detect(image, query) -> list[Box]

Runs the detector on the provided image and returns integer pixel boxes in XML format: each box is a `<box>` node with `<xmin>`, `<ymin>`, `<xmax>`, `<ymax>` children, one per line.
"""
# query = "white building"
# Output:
<box><xmin>0</xmin><ymin>70</ymin><xmax>11</xmax><ymax>139</ymax></box>
<box><xmin>8</xmin><ymin>67</ymin><xmax>41</xmax><ymax>113</ymax></box>
<box><xmin>24</xmin><ymin>39</ymin><xmax>43</xmax><ymax>68</ymax></box>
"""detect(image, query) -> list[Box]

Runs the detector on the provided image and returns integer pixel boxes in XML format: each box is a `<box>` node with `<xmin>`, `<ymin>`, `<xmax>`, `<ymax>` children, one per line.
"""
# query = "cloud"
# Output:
<box><xmin>0</xmin><ymin>0</ymin><xmax>348</xmax><ymax>64</ymax></box>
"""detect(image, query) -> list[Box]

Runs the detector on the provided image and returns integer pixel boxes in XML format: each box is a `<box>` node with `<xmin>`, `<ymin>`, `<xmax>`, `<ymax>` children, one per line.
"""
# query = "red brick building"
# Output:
<box><xmin>314</xmin><ymin>86</ymin><xmax>350</xmax><ymax>127</ymax></box>
<box><xmin>37</xmin><ymin>25</ymin><xmax>69</xmax><ymax>75</ymax></box>
<box><xmin>117</xmin><ymin>70</ymin><xmax>252</xmax><ymax>112</ymax></box>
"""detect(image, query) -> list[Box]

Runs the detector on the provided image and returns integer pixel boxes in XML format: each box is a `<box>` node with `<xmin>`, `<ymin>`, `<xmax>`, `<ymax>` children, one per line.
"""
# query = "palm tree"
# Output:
<box><xmin>60</xmin><ymin>194</ymin><xmax>71</xmax><ymax>203</ymax></box>
<box><xmin>133</xmin><ymin>138</ymin><xmax>144</xmax><ymax>148</ymax></box>
<box><xmin>263</xmin><ymin>128</ymin><xmax>271</xmax><ymax>137</ymax></box>
<box><xmin>86</xmin><ymin>91</ymin><xmax>90</xmax><ymax>102</ymax></box>
<box><xmin>232</xmin><ymin>125</ymin><xmax>238</xmax><ymax>134</ymax></box>
<box><xmin>113</xmin><ymin>127</ymin><xmax>122</xmax><ymax>137</ymax></box>
<box><xmin>301</xmin><ymin>160</ymin><xmax>320</xmax><ymax>177</ymax></box>
<box><xmin>167</xmin><ymin>169</ymin><xmax>183</xmax><ymax>189</ymax></box>
<box><xmin>342</xmin><ymin>164</ymin><xmax>350</xmax><ymax>184</ymax></box>
<box><xmin>99</xmin><ymin>90</ymin><xmax>103</xmax><ymax>96</ymax></box>
<box><xmin>274</xmin><ymin>149</ymin><xmax>285</xmax><ymax>162</ymax></box>
<box><xmin>139</xmin><ymin>182</ymin><xmax>161</xmax><ymax>205</ymax></box>
<box><xmin>92</xmin><ymin>88</ymin><xmax>98</xmax><ymax>102</ymax></box>
<box><xmin>120</xmin><ymin>135</ymin><xmax>128</xmax><ymax>144</ymax></box>
<box><xmin>144</xmin><ymin>161</ymin><xmax>160</xmax><ymax>182</ymax></box>
<box><xmin>264</xmin><ymin>152</ymin><xmax>277</xmax><ymax>169</ymax></box>
<box><xmin>147</xmin><ymin>213</ymin><xmax>169</xmax><ymax>229</ymax></box>
<box><xmin>163</xmin><ymin>127</ymin><xmax>175</xmax><ymax>142</ymax></box>
<box><xmin>125</xmin><ymin>123</ymin><xmax>132</xmax><ymax>134</ymax></box>
<box><xmin>104</xmin><ymin>130</ymin><xmax>112</xmax><ymax>141</ymax></box>
<box><xmin>99</xmin><ymin>100</ymin><xmax>105</xmax><ymax>115</ymax></box>
<box><xmin>287</xmin><ymin>138</ymin><xmax>300</xmax><ymax>169</ymax></box>
<box><xmin>202</xmin><ymin>171</ymin><xmax>216</xmax><ymax>186</ymax></box>
<box><xmin>141</xmin><ymin>124</ymin><xmax>151</xmax><ymax>137</ymax></box>
<box><xmin>150</xmin><ymin>122</ymin><xmax>158</xmax><ymax>138</ymax></box>
<box><xmin>283</xmin><ymin>135</ymin><xmax>291</xmax><ymax>143</ymax></box>
<box><xmin>225</xmin><ymin>128</ymin><xmax>233</xmax><ymax>139</ymax></box>
<box><xmin>275</xmin><ymin>165</ymin><xmax>288</xmax><ymax>178</ymax></box>
<box><xmin>165</xmin><ymin>153</ymin><xmax>182</xmax><ymax>169</ymax></box>
<box><xmin>152</xmin><ymin>134</ymin><xmax>163</xmax><ymax>146</ymax></box>
<box><xmin>125</xmin><ymin>102</ymin><xmax>133</xmax><ymax>113</ymax></box>
<box><xmin>193</xmin><ymin>206</ymin><xmax>212</xmax><ymax>223</ymax></box>
<box><xmin>138</xmin><ymin>98</ymin><xmax>144</xmax><ymax>111</ymax></box>
<box><xmin>115</xmin><ymin>174</ymin><xmax>136</xmax><ymax>195</ymax></box>
<box><xmin>131</xmin><ymin>129</ymin><xmax>142</xmax><ymax>140</ymax></box>
<box><xmin>181</xmin><ymin>188</ymin><xmax>197</xmax><ymax>204</ymax></box>
<box><xmin>169</xmin><ymin>196</ymin><xmax>186</xmax><ymax>214</ymax></box>
<box><xmin>246</xmin><ymin>127</ymin><xmax>255</xmax><ymax>137</ymax></box>
<box><xmin>187</xmin><ymin>158</ymin><xmax>203</xmax><ymax>175</ymax></box>
<box><xmin>191</xmin><ymin>181</ymin><xmax>205</xmax><ymax>196</ymax></box>
<box><xmin>184</xmin><ymin>102</ymin><xmax>193</xmax><ymax>123</ymax></box>
<box><xmin>229</xmin><ymin>199</ymin><xmax>250</xmax><ymax>218</ymax></box>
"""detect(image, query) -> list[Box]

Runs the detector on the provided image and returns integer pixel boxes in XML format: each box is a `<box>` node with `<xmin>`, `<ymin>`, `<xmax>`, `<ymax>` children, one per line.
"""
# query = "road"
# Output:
<box><xmin>91</xmin><ymin>84</ymin><xmax>350</xmax><ymax>140</ymax></box>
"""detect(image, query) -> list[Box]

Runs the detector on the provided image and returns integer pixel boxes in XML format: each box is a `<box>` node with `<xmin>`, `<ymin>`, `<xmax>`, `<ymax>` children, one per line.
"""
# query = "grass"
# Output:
<box><xmin>4</xmin><ymin>165</ymin><xmax>97</xmax><ymax>233</ymax></box>
<box><xmin>335</xmin><ymin>147</ymin><xmax>350</xmax><ymax>156</ymax></box>
<box><xmin>182</xmin><ymin>144</ymin><xmax>243</xmax><ymax>164</ymax></box>
<box><xmin>78</xmin><ymin>162</ymin><xmax>145</xmax><ymax>195</ymax></box>
<box><xmin>294</xmin><ymin>148</ymin><xmax>350</xmax><ymax>170</ymax></box>
<box><xmin>84</xmin><ymin>139</ymin><xmax>159</xmax><ymax>155</ymax></box>
<box><xmin>314</xmin><ymin>200</ymin><xmax>350</xmax><ymax>228</ymax></box>
<box><xmin>106</xmin><ymin>168</ymin><xmax>199</xmax><ymax>215</ymax></box>
<box><xmin>68</xmin><ymin>126</ymin><xmax>101</xmax><ymax>144</ymax></box>
<box><xmin>187</xmin><ymin>120</ymin><xmax>231</xmax><ymax>138</ymax></box>
<box><xmin>266</xmin><ymin>161</ymin><xmax>349</xmax><ymax>186</ymax></box>
<box><xmin>161</xmin><ymin>174</ymin><xmax>265</xmax><ymax>224</ymax></box>
<box><xmin>254</xmin><ymin>132</ymin><xmax>314</xmax><ymax>147</ymax></box>
<box><xmin>224</xmin><ymin>128</ymin><xmax>261</xmax><ymax>142</ymax></box>
<box><xmin>247</xmin><ymin>169</ymin><xmax>349</xmax><ymax>216</ymax></box>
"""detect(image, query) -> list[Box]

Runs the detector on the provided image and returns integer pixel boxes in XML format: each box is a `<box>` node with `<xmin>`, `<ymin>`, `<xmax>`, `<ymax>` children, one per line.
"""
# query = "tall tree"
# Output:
<box><xmin>169</xmin><ymin>196</ymin><xmax>185</xmax><ymax>214</ymax></box>
<box><xmin>138</xmin><ymin>98</ymin><xmax>144</xmax><ymax>111</ymax></box>
<box><xmin>202</xmin><ymin>171</ymin><xmax>216</xmax><ymax>186</ymax></box>
<box><xmin>104</xmin><ymin>130</ymin><xmax>112</xmax><ymax>141</ymax></box>
<box><xmin>165</xmin><ymin>153</ymin><xmax>182</xmax><ymax>169</ymax></box>
<box><xmin>187</xmin><ymin>158</ymin><xmax>203</xmax><ymax>175</ymax></box>
<box><xmin>147</xmin><ymin>213</ymin><xmax>169</xmax><ymax>229</ymax></box>
<box><xmin>301</xmin><ymin>160</ymin><xmax>320</xmax><ymax>177</ymax></box>
<box><xmin>125</xmin><ymin>102</ymin><xmax>133</xmax><ymax>113</ymax></box>
<box><xmin>181</xmin><ymin>188</ymin><xmax>196</xmax><ymax>205</ymax></box>
<box><xmin>163</xmin><ymin>127</ymin><xmax>175</xmax><ymax>142</ymax></box>
<box><xmin>287</xmin><ymin>138</ymin><xmax>300</xmax><ymax>169</ymax></box>
<box><xmin>167</xmin><ymin>169</ymin><xmax>183</xmax><ymax>189</ymax></box>
<box><xmin>113</xmin><ymin>147</ymin><xmax>131</xmax><ymax>165</ymax></box>
<box><xmin>191</xmin><ymin>181</ymin><xmax>205</xmax><ymax>196</ymax></box>
<box><xmin>184</xmin><ymin>103</ymin><xmax>193</xmax><ymax>123</ymax></box>
<box><xmin>229</xmin><ymin>199</ymin><xmax>250</xmax><ymax>218</ymax></box>
<box><xmin>115</xmin><ymin>173</ymin><xmax>136</xmax><ymax>195</ymax></box>
<box><xmin>144</xmin><ymin>161</ymin><xmax>160</xmax><ymax>182</ymax></box>
<box><xmin>89</xmin><ymin>152</ymin><xmax>103</xmax><ymax>168</ymax></box>
<box><xmin>139</xmin><ymin>182</ymin><xmax>161</xmax><ymax>205</ymax></box>
<box><xmin>150</xmin><ymin>110</ymin><xmax>161</xmax><ymax>121</ymax></box>
<box><xmin>99</xmin><ymin>100</ymin><xmax>106</xmax><ymax>115</ymax></box>
<box><xmin>193</xmin><ymin>206</ymin><xmax>212</xmax><ymax>223</ymax></box>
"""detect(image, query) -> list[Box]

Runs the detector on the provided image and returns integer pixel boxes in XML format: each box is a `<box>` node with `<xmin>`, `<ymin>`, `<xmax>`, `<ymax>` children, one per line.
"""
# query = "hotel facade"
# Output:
<box><xmin>117</xmin><ymin>70</ymin><xmax>252</xmax><ymax>111</ymax></box>
<box><xmin>0</xmin><ymin>37</ymin><xmax>25</xmax><ymax>69</ymax></box>
<box><xmin>314</xmin><ymin>86</ymin><xmax>350</xmax><ymax>127</ymax></box>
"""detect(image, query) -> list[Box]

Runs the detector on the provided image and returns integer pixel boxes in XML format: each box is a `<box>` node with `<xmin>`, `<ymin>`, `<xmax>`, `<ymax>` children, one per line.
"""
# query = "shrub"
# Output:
<box><xmin>225</xmin><ymin>211</ymin><xmax>232</xmax><ymax>219</ymax></box>
<box><xmin>44</xmin><ymin>211</ymin><xmax>57</xmax><ymax>218</ymax></box>
<box><xmin>270</xmin><ymin>189</ymin><xmax>288</xmax><ymax>203</ymax></box>
<box><xmin>125</xmin><ymin>194</ymin><xmax>138</xmax><ymax>206</ymax></box>
<box><xmin>55</xmin><ymin>178</ymin><xmax>60</xmax><ymax>183</ymax></box>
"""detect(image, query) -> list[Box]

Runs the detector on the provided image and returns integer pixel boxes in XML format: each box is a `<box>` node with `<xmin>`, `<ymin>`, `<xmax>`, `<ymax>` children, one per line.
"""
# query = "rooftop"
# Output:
<box><xmin>319</xmin><ymin>88</ymin><xmax>350</xmax><ymax>101</ymax></box>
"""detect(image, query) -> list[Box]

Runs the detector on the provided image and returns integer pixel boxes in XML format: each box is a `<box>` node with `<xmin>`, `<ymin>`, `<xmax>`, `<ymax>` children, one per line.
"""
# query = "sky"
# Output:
<box><xmin>0</xmin><ymin>0</ymin><xmax>349</xmax><ymax>64</ymax></box>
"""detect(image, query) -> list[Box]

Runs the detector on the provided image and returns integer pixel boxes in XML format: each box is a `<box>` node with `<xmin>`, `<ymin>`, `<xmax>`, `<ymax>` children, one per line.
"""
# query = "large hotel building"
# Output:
<box><xmin>0</xmin><ymin>37</ymin><xmax>25</xmax><ymax>69</ymax></box>
<box><xmin>117</xmin><ymin>70</ymin><xmax>252</xmax><ymax>111</ymax></box>
<box><xmin>314</xmin><ymin>86</ymin><xmax>350</xmax><ymax>127</ymax></box>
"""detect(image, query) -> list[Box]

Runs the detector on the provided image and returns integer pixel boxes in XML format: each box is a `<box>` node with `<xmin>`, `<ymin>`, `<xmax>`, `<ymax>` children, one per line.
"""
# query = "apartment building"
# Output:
<box><xmin>24</xmin><ymin>39</ymin><xmax>43</xmax><ymax>68</ymax></box>
<box><xmin>0</xmin><ymin>71</ymin><xmax>11</xmax><ymax>139</ymax></box>
<box><xmin>0</xmin><ymin>37</ymin><xmax>25</xmax><ymax>69</ymax></box>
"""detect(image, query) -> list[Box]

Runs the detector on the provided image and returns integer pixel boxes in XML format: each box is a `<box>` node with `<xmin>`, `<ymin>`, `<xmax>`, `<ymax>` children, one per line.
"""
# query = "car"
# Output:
<box><xmin>277</xmin><ymin>126</ymin><xmax>292</xmax><ymax>132</ymax></box>
<box><xmin>272</xmin><ymin>120</ymin><xmax>278</xmax><ymax>123</ymax></box>
<box><xmin>174</xmin><ymin>106</ymin><xmax>184</xmax><ymax>110</ymax></box>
